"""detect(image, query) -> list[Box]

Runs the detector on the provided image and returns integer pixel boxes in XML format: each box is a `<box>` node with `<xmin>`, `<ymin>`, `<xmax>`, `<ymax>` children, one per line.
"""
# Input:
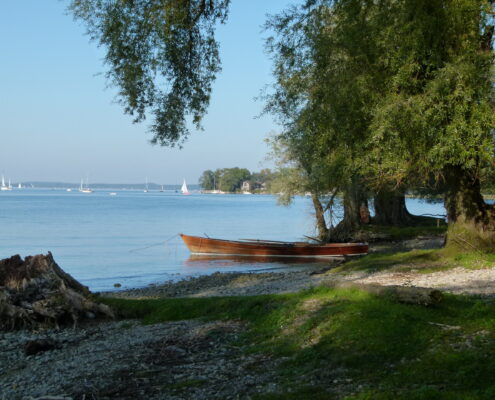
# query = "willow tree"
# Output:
<box><xmin>268</xmin><ymin>0</ymin><xmax>495</xmax><ymax>246</ymax></box>
<box><xmin>366</xmin><ymin>0</ymin><xmax>495</xmax><ymax>248</ymax></box>
<box><xmin>267</xmin><ymin>131</ymin><xmax>350</xmax><ymax>240</ymax></box>
<box><xmin>266</xmin><ymin>1</ymin><xmax>400</xmax><ymax>241</ymax></box>
<box><xmin>69</xmin><ymin>0</ymin><xmax>230</xmax><ymax>146</ymax></box>
<box><xmin>264</xmin><ymin>3</ymin><xmax>359</xmax><ymax>241</ymax></box>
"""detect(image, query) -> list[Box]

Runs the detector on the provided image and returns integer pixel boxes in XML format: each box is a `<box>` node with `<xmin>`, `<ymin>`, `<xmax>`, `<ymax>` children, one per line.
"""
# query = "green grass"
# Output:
<box><xmin>101</xmin><ymin>287</ymin><xmax>495</xmax><ymax>399</ymax></box>
<box><xmin>332</xmin><ymin>248</ymin><xmax>495</xmax><ymax>275</ymax></box>
<box><xmin>361</xmin><ymin>223</ymin><xmax>447</xmax><ymax>241</ymax></box>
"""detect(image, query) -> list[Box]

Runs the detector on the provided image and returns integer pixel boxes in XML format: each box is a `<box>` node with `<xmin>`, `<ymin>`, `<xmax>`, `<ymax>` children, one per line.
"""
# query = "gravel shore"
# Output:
<box><xmin>108</xmin><ymin>257</ymin><xmax>495</xmax><ymax>300</ymax></box>
<box><xmin>0</xmin><ymin>319</ymin><xmax>281</xmax><ymax>400</ymax></box>
<box><xmin>108</xmin><ymin>236</ymin><xmax>495</xmax><ymax>300</ymax></box>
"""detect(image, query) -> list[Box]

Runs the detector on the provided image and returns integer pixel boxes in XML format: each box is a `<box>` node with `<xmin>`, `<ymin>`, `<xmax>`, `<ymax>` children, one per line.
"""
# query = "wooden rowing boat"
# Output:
<box><xmin>180</xmin><ymin>233</ymin><xmax>368</xmax><ymax>257</ymax></box>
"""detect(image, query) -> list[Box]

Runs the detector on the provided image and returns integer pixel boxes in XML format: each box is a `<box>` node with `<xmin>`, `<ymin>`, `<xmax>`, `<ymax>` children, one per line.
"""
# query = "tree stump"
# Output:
<box><xmin>0</xmin><ymin>253</ymin><xmax>114</xmax><ymax>330</ymax></box>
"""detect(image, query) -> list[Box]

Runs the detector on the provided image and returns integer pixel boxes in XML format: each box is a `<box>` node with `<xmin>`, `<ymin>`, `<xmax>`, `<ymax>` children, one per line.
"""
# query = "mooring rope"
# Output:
<box><xmin>420</xmin><ymin>213</ymin><xmax>447</xmax><ymax>218</ymax></box>
<box><xmin>129</xmin><ymin>233</ymin><xmax>180</xmax><ymax>253</ymax></box>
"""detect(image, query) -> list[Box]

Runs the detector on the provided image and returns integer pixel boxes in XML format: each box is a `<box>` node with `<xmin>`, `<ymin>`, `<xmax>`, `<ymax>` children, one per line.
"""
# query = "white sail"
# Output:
<box><xmin>181</xmin><ymin>179</ymin><xmax>189</xmax><ymax>194</ymax></box>
<box><xmin>79</xmin><ymin>178</ymin><xmax>93</xmax><ymax>193</ymax></box>
<box><xmin>1</xmin><ymin>176</ymin><xmax>12</xmax><ymax>191</ymax></box>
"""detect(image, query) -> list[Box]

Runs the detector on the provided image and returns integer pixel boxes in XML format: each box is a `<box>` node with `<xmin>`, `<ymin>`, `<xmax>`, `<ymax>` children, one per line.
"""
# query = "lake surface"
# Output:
<box><xmin>0</xmin><ymin>190</ymin><xmax>445</xmax><ymax>291</ymax></box>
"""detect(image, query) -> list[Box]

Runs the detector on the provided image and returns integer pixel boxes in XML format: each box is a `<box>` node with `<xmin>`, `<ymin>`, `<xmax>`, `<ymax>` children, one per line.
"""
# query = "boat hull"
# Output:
<box><xmin>180</xmin><ymin>234</ymin><xmax>368</xmax><ymax>257</ymax></box>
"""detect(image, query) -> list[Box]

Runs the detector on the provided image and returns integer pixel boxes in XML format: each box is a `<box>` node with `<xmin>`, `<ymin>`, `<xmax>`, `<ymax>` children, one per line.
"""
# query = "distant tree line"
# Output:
<box><xmin>199</xmin><ymin>168</ymin><xmax>276</xmax><ymax>193</ymax></box>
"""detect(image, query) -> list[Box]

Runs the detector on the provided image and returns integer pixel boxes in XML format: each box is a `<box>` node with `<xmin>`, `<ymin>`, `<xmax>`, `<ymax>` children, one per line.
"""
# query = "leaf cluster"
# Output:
<box><xmin>70</xmin><ymin>0</ymin><xmax>230</xmax><ymax>146</ymax></box>
<box><xmin>266</xmin><ymin>0</ymin><xmax>495</xmax><ymax>197</ymax></box>
<box><xmin>367</xmin><ymin>0</ymin><xmax>495</xmax><ymax>187</ymax></box>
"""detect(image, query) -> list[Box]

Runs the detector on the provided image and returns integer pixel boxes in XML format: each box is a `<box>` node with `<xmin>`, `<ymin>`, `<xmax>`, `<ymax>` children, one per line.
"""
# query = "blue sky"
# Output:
<box><xmin>0</xmin><ymin>0</ymin><xmax>292</xmax><ymax>184</ymax></box>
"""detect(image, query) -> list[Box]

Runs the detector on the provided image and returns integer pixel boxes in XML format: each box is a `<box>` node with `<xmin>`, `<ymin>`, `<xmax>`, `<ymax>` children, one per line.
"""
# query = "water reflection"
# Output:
<box><xmin>184</xmin><ymin>254</ymin><xmax>337</xmax><ymax>270</ymax></box>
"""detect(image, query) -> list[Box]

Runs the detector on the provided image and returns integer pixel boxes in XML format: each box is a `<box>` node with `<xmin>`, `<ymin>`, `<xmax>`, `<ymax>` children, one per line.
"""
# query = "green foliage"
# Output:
<box><xmin>69</xmin><ymin>0</ymin><xmax>230</xmax><ymax>146</ymax></box>
<box><xmin>265</xmin><ymin>0</ymin><xmax>383</xmax><ymax>177</ymax></box>
<box><xmin>269</xmin><ymin>167</ymin><xmax>308</xmax><ymax>205</ymax></box>
<box><xmin>197</xmin><ymin>167</ymin><xmax>250</xmax><ymax>192</ymax></box>
<box><xmin>367</xmin><ymin>0</ymin><xmax>495</xmax><ymax>185</ymax></box>
<box><xmin>266</xmin><ymin>134</ymin><xmax>345</xmax><ymax>200</ymax></box>
<box><xmin>250</xmin><ymin>168</ymin><xmax>276</xmax><ymax>192</ymax></box>
<box><xmin>266</xmin><ymin>0</ymin><xmax>495</xmax><ymax>236</ymax></box>
<box><xmin>198</xmin><ymin>167</ymin><xmax>277</xmax><ymax>192</ymax></box>
<box><xmin>218</xmin><ymin>167</ymin><xmax>251</xmax><ymax>192</ymax></box>
<box><xmin>102</xmin><ymin>287</ymin><xmax>495</xmax><ymax>399</ymax></box>
<box><xmin>264</xmin><ymin>0</ymin><xmax>384</xmax><ymax>233</ymax></box>
<box><xmin>198</xmin><ymin>169</ymin><xmax>215</xmax><ymax>190</ymax></box>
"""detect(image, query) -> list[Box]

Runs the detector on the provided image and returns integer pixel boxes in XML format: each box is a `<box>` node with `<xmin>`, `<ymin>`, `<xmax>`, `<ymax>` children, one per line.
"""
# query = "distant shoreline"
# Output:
<box><xmin>9</xmin><ymin>182</ymin><xmax>200</xmax><ymax>191</ymax></box>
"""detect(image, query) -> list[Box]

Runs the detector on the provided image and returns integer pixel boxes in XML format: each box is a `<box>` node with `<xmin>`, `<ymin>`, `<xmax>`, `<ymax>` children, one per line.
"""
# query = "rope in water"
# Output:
<box><xmin>128</xmin><ymin>233</ymin><xmax>180</xmax><ymax>253</ymax></box>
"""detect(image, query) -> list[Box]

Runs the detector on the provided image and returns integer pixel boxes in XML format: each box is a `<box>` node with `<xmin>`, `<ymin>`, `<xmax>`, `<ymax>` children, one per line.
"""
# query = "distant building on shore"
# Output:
<box><xmin>241</xmin><ymin>181</ymin><xmax>251</xmax><ymax>192</ymax></box>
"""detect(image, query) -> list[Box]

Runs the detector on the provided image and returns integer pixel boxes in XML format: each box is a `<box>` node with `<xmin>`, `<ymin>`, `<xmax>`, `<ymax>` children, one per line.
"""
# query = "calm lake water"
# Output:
<box><xmin>0</xmin><ymin>189</ymin><xmax>445</xmax><ymax>291</ymax></box>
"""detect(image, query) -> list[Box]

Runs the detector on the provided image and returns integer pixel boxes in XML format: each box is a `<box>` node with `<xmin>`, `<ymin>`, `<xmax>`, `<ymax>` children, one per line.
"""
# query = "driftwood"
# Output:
<box><xmin>0</xmin><ymin>253</ymin><xmax>113</xmax><ymax>330</ymax></box>
<box><xmin>332</xmin><ymin>282</ymin><xmax>443</xmax><ymax>306</ymax></box>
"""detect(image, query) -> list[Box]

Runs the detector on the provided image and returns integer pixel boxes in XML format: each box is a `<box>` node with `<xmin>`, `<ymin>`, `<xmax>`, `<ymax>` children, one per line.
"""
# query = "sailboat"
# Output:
<box><xmin>1</xmin><ymin>176</ymin><xmax>11</xmax><ymax>191</ymax></box>
<box><xmin>79</xmin><ymin>178</ymin><xmax>93</xmax><ymax>193</ymax></box>
<box><xmin>17</xmin><ymin>183</ymin><xmax>22</xmax><ymax>189</ymax></box>
<box><xmin>181</xmin><ymin>179</ymin><xmax>190</xmax><ymax>195</ymax></box>
<box><xmin>144</xmin><ymin>177</ymin><xmax>149</xmax><ymax>193</ymax></box>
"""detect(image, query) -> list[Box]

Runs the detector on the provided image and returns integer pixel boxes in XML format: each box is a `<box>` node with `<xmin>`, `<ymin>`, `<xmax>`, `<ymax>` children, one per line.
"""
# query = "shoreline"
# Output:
<box><xmin>3</xmin><ymin>235</ymin><xmax>495</xmax><ymax>399</ymax></box>
<box><xmin>105</xmin><ymin>235</ymin><xmax>495</xmax><ymax>300</ymax></box>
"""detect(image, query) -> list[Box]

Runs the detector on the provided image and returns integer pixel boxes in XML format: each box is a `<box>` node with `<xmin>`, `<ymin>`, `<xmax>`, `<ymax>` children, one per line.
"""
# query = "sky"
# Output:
<box><xmin>0</xmin><ymin>0</ymin><xmax>293</xmax><ymax>184</ymax></box>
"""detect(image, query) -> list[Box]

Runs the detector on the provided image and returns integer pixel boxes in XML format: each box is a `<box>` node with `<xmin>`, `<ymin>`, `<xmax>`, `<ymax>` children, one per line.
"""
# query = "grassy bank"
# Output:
<box><xmin>334</xmin><ymin>248</ymin><xmax>495</xmax><ymax>275</ymax></box>
<box><xmin>361</xmin><ymin>224</ymin><xmax>447</xmax><ymax>241</ymax></box>
<box><xmin>101</xmin><ymin>286</ymin><xmax>495</xmax><ymax>399</ymax></box>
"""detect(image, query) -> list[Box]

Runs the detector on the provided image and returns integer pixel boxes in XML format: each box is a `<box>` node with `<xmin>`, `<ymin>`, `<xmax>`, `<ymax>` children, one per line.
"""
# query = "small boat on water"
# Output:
<box><xmin>180</xmin><ymin>234</ymin><xmax>368</xmax><ymax>257</ymax></box>
<box><xmin>1</xmin><ymin>176</ymin><xmax>12</xmax><ymax>191</ymax></box>
<box><xmin>144</xmin><ymin>177</ymin><xmax>149</xmax><ymax>193</ymax></box>
<box><xmin>78</xmin><ymin>179</ymin><xmax>93</xmax><ymax>193</ymax></box>
<box><xmin>181</xmin><ymin>179</ymin><xmax>190</xmax><ymax>195</ymax></box>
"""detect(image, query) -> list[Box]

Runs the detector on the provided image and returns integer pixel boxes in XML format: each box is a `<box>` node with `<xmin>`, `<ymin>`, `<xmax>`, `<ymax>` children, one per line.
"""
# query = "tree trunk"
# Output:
<box><xmin>311</xmin><ymin>194</ymin><xmax>329</xmax><ymax>240</ymax></box>
<box><xmin>373</xmin><ymin>188</ymin><xmax>445</xmax><ymax>227</ymax></box>
<box><xmin>373</xmin><ymin>189</ymin><xmax>416</xmax><ymax>226</ymax></box>
<box><xmin>327</xmin><ymin>179</ymin><xmax>370</xmax><ymax>242</ymax></box>
<box><xmin>444</xmin><ymin>166</ymin><xmax>488</xmax><ymax>225</ymax></box>
<box><xmin>443</xmin><ymin>166</ymin><xmax>495</xmax><ymax>250</ymax></box>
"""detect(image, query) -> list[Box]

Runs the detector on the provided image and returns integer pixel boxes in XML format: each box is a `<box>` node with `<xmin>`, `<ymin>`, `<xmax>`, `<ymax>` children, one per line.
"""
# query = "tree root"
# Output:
<box><xmin>0</xmin><ymin>253</ymin><xmax>113</xmax><ymax>331</ymax></box>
